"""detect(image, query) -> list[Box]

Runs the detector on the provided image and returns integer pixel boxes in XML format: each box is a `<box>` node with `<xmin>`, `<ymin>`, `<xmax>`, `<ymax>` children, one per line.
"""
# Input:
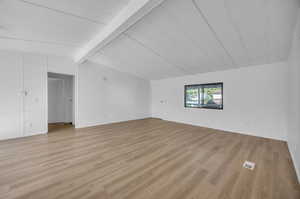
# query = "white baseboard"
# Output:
<box><xmin>76</xmin><ymin>117</ymin><xmax>151</xmax><ymax>129</ymax></box>
<box><xmin>158</xmin><ymin>118</ymin><xmax>286</xmax><ymax>141</ymax></box>
<box><xmin>288</xmin><ymin>145</ymin><xmax>300</xmax><ymax>184</ymax></box>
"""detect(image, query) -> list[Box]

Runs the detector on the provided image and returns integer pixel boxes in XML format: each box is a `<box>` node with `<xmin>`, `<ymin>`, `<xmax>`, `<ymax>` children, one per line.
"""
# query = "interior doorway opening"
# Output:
<box><xmin>48</xmin><ymin>72</ymin><xmax>75</xmax><ymax>133</ymax></box>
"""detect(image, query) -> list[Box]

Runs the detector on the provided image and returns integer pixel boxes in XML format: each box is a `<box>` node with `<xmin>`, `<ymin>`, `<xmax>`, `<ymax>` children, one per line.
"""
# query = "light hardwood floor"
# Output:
<box><xmin>0</xmin><ymin>118</ymin><xmax>299</xmax><ymax>199</ymax></box>
<box><xmin>48</xmin><ymin>123</ymin><xmax>74</xmax><ymax>133</ymax></box>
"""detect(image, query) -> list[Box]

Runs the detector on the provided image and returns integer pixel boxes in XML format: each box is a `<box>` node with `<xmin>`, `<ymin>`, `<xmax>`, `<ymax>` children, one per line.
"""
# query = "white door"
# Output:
<box><xmin>48</xmin><ymin>78</ymin><xmax>64</xmax><ymax>123</ymax></box>
<box><xmin>23</xmin><ymin>55</ymin><xmax>47</xmax><ymax>136</ymax></box>
<box><xmin>0</xmin><ymin>52</ymin><xmax>23</xmax><ymax>140</ymax></box>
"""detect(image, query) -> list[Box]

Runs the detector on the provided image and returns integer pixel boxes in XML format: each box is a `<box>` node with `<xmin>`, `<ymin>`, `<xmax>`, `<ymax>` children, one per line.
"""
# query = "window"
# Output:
<box><xmin>184</xmin><ymin>83</ymin><xmax>223</xmax><ymax>109</ymax></box>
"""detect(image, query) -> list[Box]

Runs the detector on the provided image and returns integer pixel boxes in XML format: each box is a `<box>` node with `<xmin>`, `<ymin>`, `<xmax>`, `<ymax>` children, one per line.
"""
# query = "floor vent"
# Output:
<box><xmin>243</xmin><ymin>161</ymin><xmax>255</xmax><ymax>170</ymax></box>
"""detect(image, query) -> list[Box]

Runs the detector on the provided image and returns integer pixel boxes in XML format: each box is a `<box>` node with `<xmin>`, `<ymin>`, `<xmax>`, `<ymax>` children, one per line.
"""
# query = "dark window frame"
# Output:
<box><xmin>184</xmin><ymin>82</ymin><xmax>223</xmax><ymax>110</ymax></box>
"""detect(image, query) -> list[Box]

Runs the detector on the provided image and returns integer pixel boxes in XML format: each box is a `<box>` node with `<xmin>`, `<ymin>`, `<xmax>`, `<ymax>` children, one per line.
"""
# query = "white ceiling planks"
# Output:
<box><xmin>194</xmin><ymin>0</ymin><xmax>299</xmax><ymax>66</ymax></box>
<box><xmin>0</xmin><ymin>0</ymin><xmax>102</xmax><ymax>45</ymax></box>
<box><xmin>164</xmin><ymin>0</ymin><xmax>235</xmax><ymax>68</ymax></box>
<box><xmin>195</xmin><ymin>0</ymin><xmax>251</xmax><ymax>67</ymax></box>
<box><xmin>267</xmin><ymin>0</ymin><xmax>299</xmax><ymax>63</ymax></box>
<box><xmin>20</xmin><ymin>0</ymin><xmax>130</xmax><ymax>24</ymax></box>
<box><xmin>0</xmin><ymin>0</ymin><xmax>298</xmax><ymax>79</ymax></box>
<box><xmin>123</xmin><ymin>0</ymin><xmax>234</xmax><ymax>74</ymax></box>
<box><xmin>221</xmin><ymin>0</ymin><xmax>271</xmax><ymax>65</ymax></box>
<box><xmin>92</xmin><ymin>0</ymin><xmax>299</xmax><ymax>79</ymax></box>
<box><xmin>0</xmin><ymin>37</ymin><xmax>75</xmax><ymax>56</ymax></box>
<box><xmin>0</xmin><ymin>0</ymin><xmax>129</xmax><ymax>56</ymax></box>
<box><xmin>92</xmin><ymin>34</ymin><xmax>185</xmax><ymax>79</ymax></box>
<box><xmin>74</xmin><ymin>0</ymin><xmax>168</xmax><ymax>63</ymax></box>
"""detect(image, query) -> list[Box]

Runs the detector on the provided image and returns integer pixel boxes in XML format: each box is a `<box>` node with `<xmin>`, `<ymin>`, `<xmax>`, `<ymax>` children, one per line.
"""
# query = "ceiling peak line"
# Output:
<box><xmin>163</xmin><ymin>8</ymin><xmax>212</xmax><ymax>62</ymax></box>
<box><xmin>0</xmin><ymin>35</ymin><xmax>80</xmax><ymax>47</ymax></box>
<box><xmin>263</xmin><ymin>0</ymin><xmax>272</xmax><ymax>64</ymax></box>
<box><xmin>192</xmin><ymin>0</ymin><xmax>237</xmax><ymax>67</ymax></box>
<box><xmin>18</xmin><ymin>0</ymin><xmax>106</xmax><ymax>25</ymax></box>
<box><xmin>123</xmin><ymin>33</ymin><xmax>189</xmax><ymax>73</ymax></box>
<box><xmin>223</xmin><ymin>0</ymin><xmax>251</xmax><ymax>64</ymax></box>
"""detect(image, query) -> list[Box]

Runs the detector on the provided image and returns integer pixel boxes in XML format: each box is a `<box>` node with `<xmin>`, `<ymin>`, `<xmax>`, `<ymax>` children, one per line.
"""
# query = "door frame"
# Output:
<box><xmin>46</xmin><ymin>71</ymin><xmax>77</xmax><ymax>133</ymax></box>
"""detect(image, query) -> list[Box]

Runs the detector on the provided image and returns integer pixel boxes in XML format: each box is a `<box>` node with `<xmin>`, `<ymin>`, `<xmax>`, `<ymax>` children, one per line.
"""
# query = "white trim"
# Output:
<box><xmin>75</xmin><ymin>117</ymin><xmax>150</xmax><ymax>129</ymax></box>
<box><xmin>288</xmin><ymin>143</ymin><xmax>300</xmax><ymax>183</ymax></box>
<box><xmin>74</xmin><ymin>64</ymin><xmax>79</xmax><ymax>127</ymax></box>
<box><xmin>159</xmin><ymin>118</ymin><xmax>286</xmax><ymax>141</ymax></box>
<box><xmin>47</xmin><ymin>72</ymin><xmax>76</xmax><ymax>127</ymax></box>
<box><xmin>74</xmin><ymin>0</ymin><xmax>167</xmax><ymax>63</ymax></box>
<box><xmin>20</xmin><ymin>54</ymin><xmax>25</xmax><ymax>137</ymax></box>
<box><xmin>44</xmin><ymin>57</ymin><xmax>49</xmax><ymax>133</ymax></box>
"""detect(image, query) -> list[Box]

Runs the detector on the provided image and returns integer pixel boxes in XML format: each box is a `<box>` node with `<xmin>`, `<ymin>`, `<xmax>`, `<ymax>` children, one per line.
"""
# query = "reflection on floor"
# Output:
<box><xmin>48</xmin><ymin>123</ymin><xmax>74</xmax><ymax>133</ymax></box>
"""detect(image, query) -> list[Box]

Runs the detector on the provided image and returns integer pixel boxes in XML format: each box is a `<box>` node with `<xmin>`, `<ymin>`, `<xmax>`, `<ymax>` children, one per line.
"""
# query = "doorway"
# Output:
<box><xmin>48</xmin><ymin>72</ymin><xmax>74</xmax><ymax>133</ymax></box>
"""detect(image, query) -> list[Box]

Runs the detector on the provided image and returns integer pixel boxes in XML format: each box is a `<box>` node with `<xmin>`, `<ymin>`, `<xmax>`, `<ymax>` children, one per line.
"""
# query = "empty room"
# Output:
<box><xmin>0</xmin><ymin>0</ymin><xmax>300</xmax><ymax>198</ymax></box>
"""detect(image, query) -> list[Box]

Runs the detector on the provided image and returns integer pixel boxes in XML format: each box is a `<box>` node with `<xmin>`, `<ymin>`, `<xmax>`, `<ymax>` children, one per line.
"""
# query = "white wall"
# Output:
<box><xmin>77</xmin><ymin>61</ymin><xmax>151</xmax><ymax>128</ymax></box>
<box><xmin>23</xmin><ymin>54</ymin><xmax>48</xmax><ymax>137</ymax></box>
<box><xmin>0</xmin><ymin>51</ymin><xmax>49</xmax><ymax>139</ymax></box>
<box><xmin>47</xmin><ymin>56</ymin><xmax>77</xmax><ymax>76</ymax></box>
<box><xmin>0</xmin><ymin>51</ymin><xmax>23</xmax><ymax>140</ymax></box>
<box><xmin>287</xmin><ymin>9</ymin><xmax>300</xmax><ymax>182</ymax></box>
<box><xmin>0</xmin><ymin>50</ymin><xmax>150</xmax><ymax>139</ymax></box>
<box><xmin>0</xmin><ymin>50</ymin><xmax>77</xmax><ymax>140</ymax></box>
<box><xmin>151</xmin><ymin>62</ymin><xmax>289</xmax><ymax>141</ymax></box>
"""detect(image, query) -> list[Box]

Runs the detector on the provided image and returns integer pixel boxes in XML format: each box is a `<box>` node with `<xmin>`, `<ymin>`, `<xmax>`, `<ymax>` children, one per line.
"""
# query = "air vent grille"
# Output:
<box><xmin>243</xmin><ymin>161</ymin><xmax>255</xmax><ymax>170</ymax></box>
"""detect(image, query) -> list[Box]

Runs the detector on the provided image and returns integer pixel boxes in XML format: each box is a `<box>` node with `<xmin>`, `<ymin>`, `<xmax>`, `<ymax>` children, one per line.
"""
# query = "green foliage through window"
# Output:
<box><xmin>185</xmin><ymin>83</ymin><xmax>223</xmax><ymax>109</ymax></box>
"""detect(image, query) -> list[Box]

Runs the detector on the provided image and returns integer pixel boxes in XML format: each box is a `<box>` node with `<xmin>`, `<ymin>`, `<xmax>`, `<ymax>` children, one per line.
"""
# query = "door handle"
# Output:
<box><xmin>21</xmin><ymin>90</ymin><xmax>28</xmax><ymax>96</ymax></box>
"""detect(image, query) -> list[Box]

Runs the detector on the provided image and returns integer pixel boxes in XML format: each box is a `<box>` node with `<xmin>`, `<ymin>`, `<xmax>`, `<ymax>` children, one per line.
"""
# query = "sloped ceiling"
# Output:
<box><xmin>0</xmin><ymin>0</ymin><xmax>299</xmax><ymax>79</ymax></box>
<box><xmin>0</xmin><ymin>0</ymin><xmax>129</xmax><ymax>56</ymax></box>
<box><xmin>91</xmin><ymin>0</ymin><xmax>299</xmax><ymax>79</ymax></box>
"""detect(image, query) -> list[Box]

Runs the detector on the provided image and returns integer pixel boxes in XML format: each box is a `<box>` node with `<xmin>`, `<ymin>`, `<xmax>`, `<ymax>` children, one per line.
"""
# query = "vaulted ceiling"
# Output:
<box><xmin>0</xmin><ymin>0</ymin><xmax>299</xmax><ymax>79</ymax></box>
<box><xmin>0</xmin><ymin>0</ymin><xmax>129</xmax><ymax>56</ymax></box>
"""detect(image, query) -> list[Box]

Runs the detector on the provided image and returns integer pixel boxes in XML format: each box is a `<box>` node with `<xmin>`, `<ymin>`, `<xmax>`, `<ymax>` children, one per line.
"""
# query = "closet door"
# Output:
<box><xmin>0</xmin><ymin>52</ymin><xmax>23</xmax><ymax>140</ymax></box>
<box><xmin>23</xmin><ymin>54</ymin><xmax>47</xmax><ymax>136</ymax></box>
<box><xmin>48</xmin><ymin>78</ymin><xmax>65</xmax><ymax>123</ymax></box>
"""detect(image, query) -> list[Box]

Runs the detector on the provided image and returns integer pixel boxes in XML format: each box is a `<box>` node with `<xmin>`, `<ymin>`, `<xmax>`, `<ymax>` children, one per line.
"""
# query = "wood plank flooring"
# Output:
<box><xmin>48</xmin><ymin>123</ymin><xmax>74</xmax><ymax>133</ymax></box>
<box><xmin>0</xmin><ymin>118</ymin><xmax>299</xmax><ymax>199</ymax></box>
